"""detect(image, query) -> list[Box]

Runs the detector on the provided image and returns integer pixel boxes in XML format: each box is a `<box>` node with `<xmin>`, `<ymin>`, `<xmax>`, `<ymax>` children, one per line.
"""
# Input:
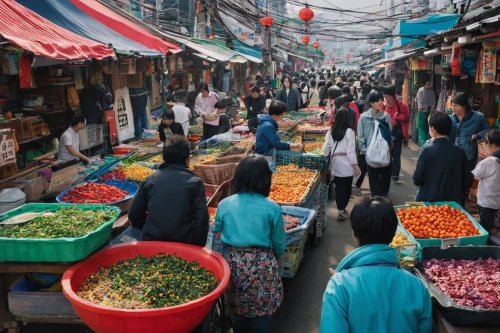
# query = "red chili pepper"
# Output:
<box><xmin>61</xmin><ymin>183</ymin><xmax>128</xmax><ymax>204</ymax></box>
<box><xmin>100</xmin><ymin>169</ymin><xmax>126</xmax><ymax>181</ymax></box>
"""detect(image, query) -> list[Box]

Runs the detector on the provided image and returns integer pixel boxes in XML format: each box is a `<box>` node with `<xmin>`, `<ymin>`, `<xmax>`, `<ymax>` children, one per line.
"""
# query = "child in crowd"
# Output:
<box><xmin>158</xmin><ymin>109</ymin><xmax>184</xmax><ymax>142</ymax></box>
<box><xmin>472</xmin><ymin>129</ymin><xmax>500</xmax><ymax>234</ymax></box>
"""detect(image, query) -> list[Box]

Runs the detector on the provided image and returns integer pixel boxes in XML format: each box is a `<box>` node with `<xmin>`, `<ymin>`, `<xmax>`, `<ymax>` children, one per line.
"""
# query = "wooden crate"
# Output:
<box><xmin>0</xmin><ymin>120</ymin><xmax>22</xmax><ymax>143</ymax></box>
<box><xmin>0</xmin><ymin>162</ymin><xmax>16</xmax><ymax>179</ymax></box>
<box><xmin>30</xmin><ymin>121</ymin><xmax>50</xmax><ymax>138</ymax></box>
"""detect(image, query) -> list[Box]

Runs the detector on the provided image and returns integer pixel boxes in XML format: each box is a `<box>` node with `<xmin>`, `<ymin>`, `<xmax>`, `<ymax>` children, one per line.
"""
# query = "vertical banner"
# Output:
<box><xmin>114</xmin><ymin>88</ymin><xmax>135</xmax><ymax>143</ymax></box>
<box><xmin>479</xmin><ymin>43</ymin><xmax>496</xmax><ymax>83</ymax></box>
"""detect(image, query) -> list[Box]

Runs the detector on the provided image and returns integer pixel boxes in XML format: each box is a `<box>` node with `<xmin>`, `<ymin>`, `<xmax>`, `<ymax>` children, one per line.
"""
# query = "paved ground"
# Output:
<box><xmin>19</xmin><ymin>143</ymin><xmax>420</xmax><ymax>333</ymax></box>
<box><xmin>272</xmin><ymin>142</ymin><xmax>420</xmax><ymax>333</ymax></box>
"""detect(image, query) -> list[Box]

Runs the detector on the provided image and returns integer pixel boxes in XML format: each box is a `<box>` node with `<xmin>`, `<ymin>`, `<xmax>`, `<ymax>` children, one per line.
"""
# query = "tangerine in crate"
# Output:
<box><xmin>397</xmin><ymin>205</ymin><xmax>480</xmax><ymax>239</ymax></box>
<box><xmin>272</xmin><ymin>170</ymin><xmax>316</xmax><ymax>187</ymax></box>
<box><xmin>269</xmin><ymin>185</ymin><xmax>307</xmax><ymax>205</ymax></box>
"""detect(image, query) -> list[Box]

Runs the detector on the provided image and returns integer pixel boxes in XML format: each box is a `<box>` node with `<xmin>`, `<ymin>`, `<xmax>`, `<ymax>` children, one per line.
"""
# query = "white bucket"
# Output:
<box><xmin>0</xmin><ymin>188</ymin><xmax>26</xmax><ymax>215</ymax></box>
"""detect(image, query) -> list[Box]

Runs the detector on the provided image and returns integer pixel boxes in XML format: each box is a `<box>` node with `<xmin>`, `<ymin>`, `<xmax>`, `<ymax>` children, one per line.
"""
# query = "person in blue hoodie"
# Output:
<box><xmin>214</xmin><ymin>156</ymin><xmax>286</xmax><ymax>333</ymax></box>
<box><xmin>320</xmin><ymin>197</ymin><xmax>432</xmax><ymax>333</ymax></box>
<box><xmin>254</xmin><ymin>101</ymin><xmax>302</xmax><ymax>156</ymax></box>
<box><xmin>448</xmin><ymin>92</ymin><xmax>491</xmax><ymax>170</ymax></box>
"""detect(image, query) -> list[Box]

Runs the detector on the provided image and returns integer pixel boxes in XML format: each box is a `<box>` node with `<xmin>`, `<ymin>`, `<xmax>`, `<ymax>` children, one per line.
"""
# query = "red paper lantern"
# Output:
<box><xmin>299</xmin><ymin>5</ymin><xmax>314</xmax><ymax>23</ymax></box>
<box><xmin>313</xmin><ymin>41</ymin><xmax>320</xmax><ymax>49</ymax></box>
<box><xmin>301</xmin><ymin>35</ymin><xmax>311</xmax><ymax>45</ymax></box>
<box><xmin>260</xmin><ymin>16</ymin><xmax>273</xmax><ymax>28</ymax></box>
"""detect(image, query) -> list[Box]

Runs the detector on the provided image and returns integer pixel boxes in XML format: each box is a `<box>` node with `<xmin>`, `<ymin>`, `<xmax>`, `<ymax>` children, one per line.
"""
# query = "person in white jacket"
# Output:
<box><xmin>322</xmin><ymin>108</ymin><xmax>361</xmax><ymax>221</ymax></box>
<box><xmin>195</xmin><ymin>83</ymin><xmax>219</xmax><ymax>139</ymax></box>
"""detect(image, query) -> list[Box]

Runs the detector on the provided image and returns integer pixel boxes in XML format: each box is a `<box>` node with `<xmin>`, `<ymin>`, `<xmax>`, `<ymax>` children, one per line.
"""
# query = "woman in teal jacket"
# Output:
<box><xmin>214</xmin><ymin>156</ymin><xmax>286</xmax><ymax>333</ymax></box>
<box><xmin>320</xmin><ymin>197</ymin><xmax>432</xmax><ymax>333</ymax></box>
<box><xmin>448</xmin><ymin>92</ymin><xmax>491</xmax><ymax>169</ymax></box>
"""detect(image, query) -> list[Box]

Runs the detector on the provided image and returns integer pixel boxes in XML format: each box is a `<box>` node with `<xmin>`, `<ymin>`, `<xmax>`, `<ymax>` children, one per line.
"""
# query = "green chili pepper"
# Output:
<box><xmin>0</xmin><ymin>208</ymin><xmax>115</xmax><ymax>239</ymax></box>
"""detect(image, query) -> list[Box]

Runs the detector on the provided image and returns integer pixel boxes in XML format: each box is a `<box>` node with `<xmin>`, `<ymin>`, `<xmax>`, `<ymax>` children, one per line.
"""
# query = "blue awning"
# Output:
<box><xmin>16</xmin><ymin>0</ymin><xmax>162</xmax><ymax>56</ymax></box>
<box><xmin>395</xmin><ymin>14</ymin><xmax>461</xmax><ymax>39</ymax></box>
<box><xmin>233</xmin><ymin>41</ymin><xmax>262</xmax><ymax>62</ymax></box>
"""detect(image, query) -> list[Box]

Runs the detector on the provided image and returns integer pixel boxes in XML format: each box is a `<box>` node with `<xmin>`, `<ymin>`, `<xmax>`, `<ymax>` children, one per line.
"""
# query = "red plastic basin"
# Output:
<box><xmin>62</xmin><ymin>242</ymin><xmax>230</xmax><ymax>333</ymax></box>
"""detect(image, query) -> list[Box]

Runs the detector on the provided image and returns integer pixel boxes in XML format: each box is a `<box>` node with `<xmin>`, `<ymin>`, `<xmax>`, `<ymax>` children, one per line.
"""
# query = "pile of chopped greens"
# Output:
<box><xmin>0</xmin><ymin>208</ymin><xmax>115</xmax><ymax>239</ymax></box>
<box><xmin>78</xmin><ymin>254</ymin><xmax>219</xmax><ymax>309</ymax></box>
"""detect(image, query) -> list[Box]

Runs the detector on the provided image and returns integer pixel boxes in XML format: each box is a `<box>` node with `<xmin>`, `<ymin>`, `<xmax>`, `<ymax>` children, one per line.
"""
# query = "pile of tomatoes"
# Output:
<box><xmin>397</xmin><ymin>205</ymin><xmax>480</xmax><ymax>239</ymax></box>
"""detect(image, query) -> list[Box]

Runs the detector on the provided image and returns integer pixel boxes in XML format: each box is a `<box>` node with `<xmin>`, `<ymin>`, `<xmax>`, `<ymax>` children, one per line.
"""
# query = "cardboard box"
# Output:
<box><xmin>43</xmin><ymin>165</ymin><xmax>78</xmax><ymax>197</ymax></box>
<box><xmin>15</xmin><ymin>169</ymin><xmax>44</xmax><ymax>202</ymax></box>
<box><xmin>127</xmin><ymin>73</ymin><xmax>142</xmax><ymax>88</ymax></box>
<box><xmin>110</xmin><ymin>74</ymin><xmax>127</xmax><ymax>91</ymax></box>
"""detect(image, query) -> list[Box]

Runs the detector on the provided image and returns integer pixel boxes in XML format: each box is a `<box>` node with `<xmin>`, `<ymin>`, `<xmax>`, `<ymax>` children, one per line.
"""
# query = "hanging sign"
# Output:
<box><xmin>479</xmin><ymin>43</ymin><xmax>496</xmax><ymax>83</ymax></box>
<box><xmin>114</xmin><ymin>88</ymin><xmax>136</xmax><ymax>143</ymax></box>
<box><xmin>0</xmin><ymin>136</ymin><xmax>15</xmax><ymax>167</ymax></box>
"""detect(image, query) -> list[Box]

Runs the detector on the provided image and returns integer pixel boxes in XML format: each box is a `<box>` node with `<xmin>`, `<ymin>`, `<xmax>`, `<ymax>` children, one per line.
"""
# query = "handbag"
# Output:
<box><xmin>326</xmin><ymin>141</ymin><xmax>339</xmax><ymax>185</ymax></box>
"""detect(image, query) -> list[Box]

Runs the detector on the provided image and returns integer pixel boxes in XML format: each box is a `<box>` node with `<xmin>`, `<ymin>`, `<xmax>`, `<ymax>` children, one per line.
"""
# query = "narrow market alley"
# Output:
<box><xmin>22</xmin><ymin>143</ymin><xmax>420</xmax><ymax>333</ymax></box>
<box><xmin>272</xmin><ymin>142</ymin><xmax>420</xmax><ymax>333</ymax></box>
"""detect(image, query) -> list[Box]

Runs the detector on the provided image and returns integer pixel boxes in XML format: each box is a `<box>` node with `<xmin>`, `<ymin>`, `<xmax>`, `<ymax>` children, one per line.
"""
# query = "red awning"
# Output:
<box><xmin>71</xmin><ymin>0</ymin><xmax>181</xmax><ymax>54</ymax></box>
<box><xmin>0</xmin><ymin>0</ymin><xmax>114</xmax><ymax>60</ymax></box>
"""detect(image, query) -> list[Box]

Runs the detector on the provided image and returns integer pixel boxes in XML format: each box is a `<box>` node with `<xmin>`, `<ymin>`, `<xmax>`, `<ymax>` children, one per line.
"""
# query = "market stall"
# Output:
<box><xmin>0</xmin><ymin>108</ymin><xmax>332</xmax><ymax>331</ymax></box>
<box><xmin>389</xmin><ymin>202</ymin><xmax>500</xmax><ymax>332</ymax></box>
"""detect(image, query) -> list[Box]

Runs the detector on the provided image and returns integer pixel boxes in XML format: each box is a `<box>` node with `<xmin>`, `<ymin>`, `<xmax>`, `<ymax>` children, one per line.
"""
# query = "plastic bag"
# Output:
<box><xmin>366</xmin><ymin>121</ymin><xmax>390</xmax><ymax>168</ymax></box>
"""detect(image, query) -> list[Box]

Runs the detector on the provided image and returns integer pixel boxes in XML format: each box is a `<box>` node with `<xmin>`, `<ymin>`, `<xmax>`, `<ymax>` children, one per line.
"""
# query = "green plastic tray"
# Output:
<box><xmin>394</xmin><ymin>202</ymin><xmax>489</xmax><ymax>248</ymax></box>
<box><xmin>0</xmin><ymin>204</ymin><xmax>121</xmax><ymax>262</ymax></box>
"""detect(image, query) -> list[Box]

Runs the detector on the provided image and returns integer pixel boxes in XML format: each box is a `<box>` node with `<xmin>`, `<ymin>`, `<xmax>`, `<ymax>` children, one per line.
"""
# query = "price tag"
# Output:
<box><xmin>441</xmin><ymin>238</ymin><xmax>458</xmax><ymax>250</ymax></box>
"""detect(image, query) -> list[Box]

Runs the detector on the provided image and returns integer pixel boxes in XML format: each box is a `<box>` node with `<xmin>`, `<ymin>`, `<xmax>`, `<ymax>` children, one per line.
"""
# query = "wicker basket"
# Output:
<box><xmin>217</xmin><ymin>146</ymin><xmax>247</xmax><ymax>157</ymax></box>
<box><xmin>193</xmin><ymin>163</ymin><xmax>238</xmax><ymax>185</ymax></box>
<box><xmin>216</xmin><ymin>154</ymin><xmax>246</xmax><ymax>165</ymax></box>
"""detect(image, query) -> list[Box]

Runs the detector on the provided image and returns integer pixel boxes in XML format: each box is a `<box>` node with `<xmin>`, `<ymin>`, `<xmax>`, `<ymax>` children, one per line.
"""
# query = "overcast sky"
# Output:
<box><xmin>308</xmin><ymin>0</ymin><xmax>380</xmax><ymax>11</ymax></box>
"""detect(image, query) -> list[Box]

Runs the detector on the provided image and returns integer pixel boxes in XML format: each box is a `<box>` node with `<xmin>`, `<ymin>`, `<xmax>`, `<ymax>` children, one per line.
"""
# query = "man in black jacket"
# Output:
<box><xmin>413</xmin><ymin>112</ymin><xmax>473</xmax><ymax>206</ymax></box>
<box><xmin>128</xmin><ymin>135</ymin><xmax>209</xmax><ymax>246</ymax></box>
<box><xmin>244</xmin><ymin>85</ymin><xmax>266</xmax><ymax>132</ymax></box>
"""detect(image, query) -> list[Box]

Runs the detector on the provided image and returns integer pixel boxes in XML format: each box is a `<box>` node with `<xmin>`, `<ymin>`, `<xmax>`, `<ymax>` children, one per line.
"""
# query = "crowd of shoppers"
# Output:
<box><xmin>124</xmin><ymin>67</ymin><xmax>500</xmax><ymax>333</ymax></box>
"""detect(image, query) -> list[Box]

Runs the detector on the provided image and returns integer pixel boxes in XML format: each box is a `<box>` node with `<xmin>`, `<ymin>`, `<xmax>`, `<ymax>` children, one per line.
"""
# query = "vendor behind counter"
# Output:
<box><xmin>58</xmin><ymin>114</ymin><xmax>90</xmax><ymax>165</ymax></box>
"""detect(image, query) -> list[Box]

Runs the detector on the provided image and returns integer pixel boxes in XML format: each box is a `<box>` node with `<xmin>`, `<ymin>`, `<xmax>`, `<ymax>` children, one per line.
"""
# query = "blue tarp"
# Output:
<box><xmin>234</xmin><ymin>40</ymin><xmax>261</xmax><ymax>59</ymax></box>
<box><xmin>17</xmin><ymin>0</ymin><xmax>162</xmax><ymax>56</ymax></box>
<box><xmin>384</xmin><ymin>14</ymin><xmax>461</xmax><ymax>57</ymax></box>
<box><xmin>395</xmin><ymin>14</ymin><xmax>461</xmax><ymax>41</ymax></box>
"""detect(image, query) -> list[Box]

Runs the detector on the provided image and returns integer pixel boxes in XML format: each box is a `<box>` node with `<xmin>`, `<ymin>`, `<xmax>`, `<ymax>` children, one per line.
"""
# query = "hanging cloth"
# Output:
<box><xmin>67</xmin><ymin>86</ymin><xmax>80</xmax><ymax>111</ymax></box>
<box><xmin>436</xmin><ymin>76</ymin><xmax>447</xmax><ymax>113</ymax></box>
<box><xmin>18</xmin><ymin>54</ymin><xmax>34</xmax><ymax>89</ymax></box>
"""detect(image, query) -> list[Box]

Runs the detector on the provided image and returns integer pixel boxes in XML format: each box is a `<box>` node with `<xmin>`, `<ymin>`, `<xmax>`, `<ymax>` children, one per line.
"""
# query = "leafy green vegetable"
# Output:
<box><xmin>0</xmin><ymin>208</ymin><xmax>115</xmax><ymax>239</ymax></box>
<box><xmin>78</xmin><ymin>254</ymin><xmax>219</xmax><ymax>309</ymax></box>
<box><xmin>205</xmin><ymin>142</ymin><xmax>232</xmax><ymax>155</ymax></box>
<box><xmin>122</xmin><ymin>154</ymin><xmax>148</xmax><ymax>166</ymax></box>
